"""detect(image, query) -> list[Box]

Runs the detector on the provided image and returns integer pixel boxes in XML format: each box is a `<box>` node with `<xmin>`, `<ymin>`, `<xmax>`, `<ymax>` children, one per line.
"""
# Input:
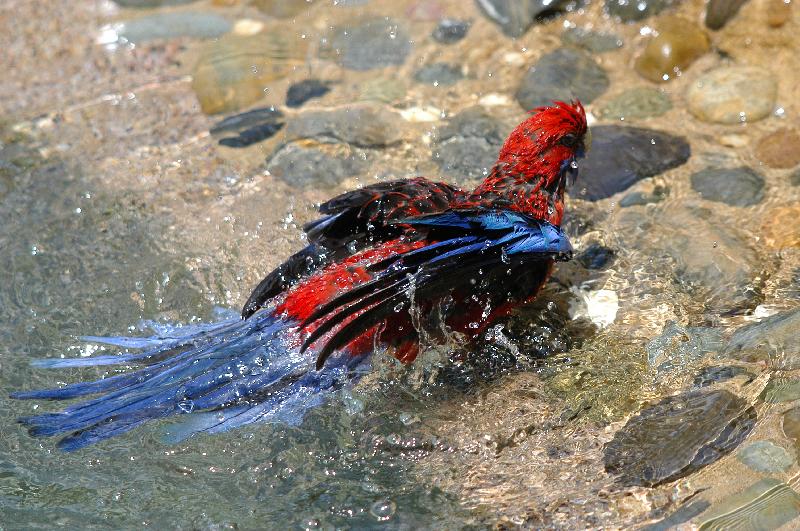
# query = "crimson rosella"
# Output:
<box><xmin>12</xmin><ymin>101</ymin><xmax>590</xmax><ymax>451</ymax></box>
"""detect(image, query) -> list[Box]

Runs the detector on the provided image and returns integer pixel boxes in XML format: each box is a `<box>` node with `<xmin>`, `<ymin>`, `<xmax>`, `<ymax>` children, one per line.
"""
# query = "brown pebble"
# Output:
<box><xmin>767</xmin><ymin>0</ymin><xmax>792</xmax><ymax>27</ymax></box>
<box><xmin>762</xmin><ymin>206</ymin><xmax>800</xmax><ymax>249</ymax></box>
<box><xmin>634</xmin><ymin>17</ymin><xmax>710</xmax><ymax>83</ymax></box>
<box><xmin>755</xmin><ymin>128</ymin><xmax>800</xmax><ymax>168</ymax></box>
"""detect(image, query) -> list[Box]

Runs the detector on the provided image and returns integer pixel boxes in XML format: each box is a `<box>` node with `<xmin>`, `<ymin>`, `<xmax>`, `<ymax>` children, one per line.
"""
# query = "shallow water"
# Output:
<box><xmin>2</xmin><ymin>0</ymin><xmax>800</xmax><ymax>528</ymax></box>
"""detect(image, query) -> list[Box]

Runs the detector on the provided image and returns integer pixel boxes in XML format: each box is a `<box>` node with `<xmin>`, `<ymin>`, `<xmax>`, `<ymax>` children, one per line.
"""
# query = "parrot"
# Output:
<box><xmin>11</xmin><ymin>100</ymin><xmax>590</xmax><ymax>451</ymax></box>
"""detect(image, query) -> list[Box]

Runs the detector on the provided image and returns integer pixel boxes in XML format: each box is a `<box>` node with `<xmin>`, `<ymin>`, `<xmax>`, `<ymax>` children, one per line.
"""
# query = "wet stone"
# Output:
<box><xmin>209</xmin><ymin>107</ymin><xmax>284</xmax><ymax>148</ymax></box>
<box><xmin>330</xmin><ymin>18</ymin><xmax>412</xmax><ymax>71</ymax></box>
<box><xmin>762</xmin><ymin>206</ymin><xmax>800</xmax><ymax>250</ymax></box>
<box><xmin>687</xmin><ymin>66</ymin><xmax>777</xmax><ymax>124</ymax></box>
<box><xmin>605</xmin><ymin>0</ymin><xmax>673</xmax><ymax>22</ymax></box>
<box><xmin>647</xmin><ymin>322</ymin><xmax>723</xmax><ymax>375</ymax></box>
<box><xmin>604</xmin><ymin>389</ymin><xmax>757</xmax><ymax>487</ymax></box>
<box><xmin>634</xmin><ymin>17</ymin><xmax>709</xmax><ymax>83</ymax></box>
<box><xmin>284</xmin><ymin>104</ymin><xmax>403</xmax><ymax>148</ymax></box>
<box><xmin>599</xmin><ymin>88</ymin><xmax>672</xmax><ymax>121</ymax></box>
<box><xmin>432</xmin><ymin>107</ymin><xmax>505</xmax><ymax>181</ymax></box>
<box><xmin>576</xmin><ymin>242</ymin><xmax>615</xmax><ymax>270</ymax></box>
<box><xmin>413</xmin><ymin>63</ymin><xmax>464</xmax><ymax>86</ymax></box>
<box><xmin>117</xmin><ymin>12</ymin><xmax>232</xmax><ymax>43</ymax></box>
<box><xmin>114</xmin><ymin>0</ymin><xmax>198</xmax><ymax>6</ymax></box>
<box><xmin>699</xmin><ymin>479</ymin><xmax>800</xmax><ymax>530</ymax></box>
<box><xmin>782</xmin><ymin>407</ymin><xmax>800</xmax><ymax>444</ymax></box>
<box><xmin>755</xmin><ymin>129</ymin><xmax>800</xmax><ymax>169</ymax></box>
<box><xmin>792</xmin><ymin>169</ymin><xmax>800</xmax><ymax>187</ymax></box>
<box><xmin>693</xmin><ymin>366</ymin><xmax>752</xmax><ymax>388</ymax></box>
<box><xmin>515</xmin><ymin>47</ymin><xmax>609</xmax><ymax>110</ymax></box>
<box><xmin>738</xmin><ymin>441</ymin><xmax>795</xmax><ymax>473</ymax></box>
<box><xmin>767</xmin><ymin>0</ymin><xmax>792</xmax><ymax>27</ymax></box>
<box><xmin>250</xmin><ymin>0</ymin><xmax>315</xmax><ymax>18</ymax></box>
<box><xmin>705</xmin><ymin>0</ymin><xmax>749</xmax><ymax>30</ymax></box>
<box><xmin>358</xmin><ymin>77</ymin><xmax>407</xmax><ymax>104</ymax></box>
<box><xmin>760</xmin><ymin>378</ymin><xmax>800</xmax><ymax>403</ymax></box>
<box><xmin>578</xmin><ymin>125</ymin><xmax>690</xmax><ymax>201</ymax></box>
<box><xmin>476</xmin><ymin>0</ymin><xmax>580</xmax><ymax>38</ymax></box>
<box><xmin>285</xmin><ymin>79</ymin><xmax>331</xmax><ymax>108</ymax></box>
<box><xmin>726</xmin><ymin>308</ymin><xmax>800</xmax><ymax>369</ymax></box>
<box><xmin>643</xmin><ymin>501</ymin><xmax>711</xmax><ymax>531</ymax></box>
<box><xmin>619</xmin><ymin>190</ymin><xmax>663</xmax><ymax>207</ymax></box>
<box><xmin>266</xmin><ymin>143</ymin><xmax>368</xmax><ymax>187</ymax></box>
<box><xmin>431</xmin><ymin>19</ymin><xmax>471</xmax><ymax>44</ymax></box>
<box><xmin>561</xmin><ymin>27</ymin><xmax>623</xmax><ymax>53</ymax></box>
<box><xmin>690</xmin><ymin>167</ymin><xmax>764</xmax><ymax>207</ymax></box>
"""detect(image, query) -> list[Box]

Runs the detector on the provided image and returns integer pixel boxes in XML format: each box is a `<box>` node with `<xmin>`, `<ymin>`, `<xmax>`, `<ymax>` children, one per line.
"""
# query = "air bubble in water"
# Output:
<box><xmin>370</xmin><ymin>499</ymin><xmax>396</xmax><ymax>521</ymax></box>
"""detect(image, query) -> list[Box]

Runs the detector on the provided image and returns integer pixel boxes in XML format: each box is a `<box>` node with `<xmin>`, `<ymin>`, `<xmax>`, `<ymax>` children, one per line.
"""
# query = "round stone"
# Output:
<box><xmin>738</xmin><ymin>441</ymin><xmax>795</xmax><ymax>473</ymax></box>
<box><xmin>687</xmin><ymin>67</ymin><xmax>777</xmax><ymax>124</ymax></box>
<box><xmin>761</xmin><ymin>206</ymin><xmax>800</xmax><ymax>250</ymax></box>
<box><xmin>755</xmin><ymin>128</ymin><xmax>800</xmax><ymax>169</ymax></box>
<box><xmin>599</xmin><ymin>87</ymin><xmax>672</xmax><ymax>120</ymax></box>
<box><xmin>690</xmin><ymin>166</ymin><xmax>765</xmax><ymax>206</ymax></box>
<box><xmin>330</xmin><ymin>18</ymin><xmax>412</xmax><ymax>71</ymax></box>
<box><xmin>634</xmin><ymin>17</ymin><xmax>709</xmax><ymax>83</ymax></box>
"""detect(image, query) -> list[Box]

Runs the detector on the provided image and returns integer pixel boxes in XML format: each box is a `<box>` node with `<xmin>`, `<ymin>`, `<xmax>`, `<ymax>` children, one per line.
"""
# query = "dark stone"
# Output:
<box><xmin>286</xmin><ymin>79</ymin><xmax>331</xmax><ymax>108</ymax></box>
<box><xmin>690</xmin><ymin>167</ymin><xmax>765</xmax><ymax>207</ymax></box>
<box><xmin>619</xmin><ymin>191</ymin><xmax>654</xmax><ymax>207</ymax></box>
<box><xmin>604</xmin><ymin>389</ymin><xmax>757</xmax><ymax>487</ymax></box>
<box><xmin>790</xmin><ymin>168</ymin><xmax>800</xmax><ymax>187</ymax></box>
<box><xmin>561</xmin><ymin>27</ymin><xmax>623</xmax><ymax>53</ymax></box>
<box><xmin>476</xmin><ymin>0</ymin><xmax>580</xmax><ymax>37</ymax></box>
<box><xmin>331</xmin><ymin>18</ymin><xmax>412</xmax><ymax>71</ymax></box>
<box><xmin>432</xmin><ymin>19</ymin><xmax>471</xmax><ymax>44</ymax></box>
<box><xmin>605</xmin><ymin>0</ymin><xmax>673</xmax><ymax>22</ymax></box>
<box><xmin>694</xmin><ymin>366</ymin><xmax>753</xmax><ymax>388</ymax></box>
<box><xmin>706</xmin><ymin>0</ymin><xmax>750</xmax><ymax>30</ymax></box>
<box><xmin>413</xmin><ymin>63</ymin><xmax>464</xmax><ymax>86</ymax></box>
<box><xmin>576</xmin><ymin>243</ymin><xmax>615</xmax><ymax>269</ymax></box>
<box><xmin>266</xmin><ymin>143</ymin><xmax>368</xmax><ymax>187</ymax></box>
<box><xmin>577</xmin><ymin>126</ymin><xmax>690</xmax><ymax>201</ymax></box>
<box><xmin>284</xmin><ymin>104</ymin><xmax>402</xmax><ymax>148</ymax></box>
<box><xmin>432</xmin><ymin>107</ymin><xmax>506</xmax><ymax>181</ymax></box>
<box><xmin>210</xmin><ymin>107</ymin><xmax>285</xmax><ymax>148</ymax></box>
<box><xmin>515</xmin><ymin>47</ymin><xmax>609</xmax><ymax>111</ymax></box>
<box><xmin>724</xmin><ymin>308</ymin><xmax>800</xmax><ymax>369</ymax></box>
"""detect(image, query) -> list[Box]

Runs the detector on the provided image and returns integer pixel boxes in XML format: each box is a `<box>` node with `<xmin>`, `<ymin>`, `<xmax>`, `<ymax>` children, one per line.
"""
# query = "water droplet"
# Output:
<box><xmin>178</xmin><ymin>400</ymin><xmax>195</xmax><ymax>413</ymax></box>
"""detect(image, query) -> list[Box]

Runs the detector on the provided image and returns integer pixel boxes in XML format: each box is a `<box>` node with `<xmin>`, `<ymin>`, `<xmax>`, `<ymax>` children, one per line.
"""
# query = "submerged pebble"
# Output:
<box><xmin>767</xmin><ymin>0</ymin><xmax>792</xmax><ymax>27</ymax></box>
<box><xmin>432</xmin><ymin>107</ymin><xmax>505</xmax><ymax>181</ymax></box>
<box><xmin>115</xmin><ymin>12</ymin><xmax>232</xmax><ymax>43</ymax></box>
<box><xmin>266</xmin><ymin>143</ymin><xmax>368</xmax><ymax>187</ymax></box>
<box><xmin>358</xmin><ymin>77</ymin><xmax>407</xmax><ymax>103</ymax></box>
<box><xmin>782</xmin><ymin>407</ymin><xmax>800</xmax><ymax>445</ymax></box>
<box><xmin>687</xmin><ymin>66</ymin><xmax>777</xmax><ymax>124</ymax></box>
<box><xmin>209</xmin><ymin>107</ymin><xmax>284</xmax><ymax>147</ymax></box>
<box><xmin>606</xmin><ymin>0</ymin><xmax>673</xmax><ymax>22</ymax></box>
<box><xmin>561</xmin><ymin>27</ymin><xmax>623</xmax><ymax>53</ymax></box>
<box><xmin>578</xmin><ymin>125</ymin><xmax>690</xmax><ymax>201</ymax></box>
<box><xmin>634</xmin><ymin>17</ymin><xmax>709</xmax><ymax>83</ymax></box>
<box><xmin>285</xmin><ymin>104</ymin><xmax>403</xmax><ymax>148</ymax></box>
<box><xmin>755</xmin><ymin>128</ymin><xmax>800</xmax><ymax>169</ymax></box>
<box><xmin>476</xmin><ymin>0</ymin><xmax>578</xmax><ymax>37</ymax></box>
<box><xmin>693</xmin><ymin>366</ymin><xmax>752</xmax><ymax>388</ymax></box>
<box><xmin>330</xmin><ymin>18</ymin><xmax>412</xmax><ymax>71</ymax></box>
<box><xmin>705</xmin><ymin>0</ymin><xmax>750</xmax><ymax>29</ymax></box>
<box><xmin>250</xmin><ymin>0</ymin><xmax>315</xmax><ymax>18</ymax></box>
<box><xmin>725</xmin><ymin>308</ymin><xmax>800</xmax><ymax>369</ymax></box>
<box><xmin>761</xmin><ymin>378</ymin><xmax>800</xmax><ymax>403</ymax></box>
<box><xmin>431</xmin><ymin>19</ymin><xmax>471</xmax><ymax>44</ymax></box>
<box><xmin>604</xmin><ymin>389</ymin><xmax>756</xmax><ymax>486</ymax></box>
<box><xmin>285</xmin><ymin>79</ymin><xmax>331</xmax><ymax>108</ymax></box>
<box><xmin>646</xmin><ymin>322</ymin><xmax>722</xmax><ymax>375</ymax></box>
<box><xmin>114</xmin><ymin>0</ymin><xmax>198</xmax><ymax>6</ymax></box>
<box><xmin>599</xmin><ymin>87</ymin><xmax>672</xmax><ymax>120</ymax></box>
<box><xmin>413</xmin><ymin>63</ymin><xmax>464</xmax><ymax>86</ymax></box>
<box><xmin>515</xmin><ymin>47</ymin><xmax>609</xmax><ymax>110</ymax></box>
<box><xmin>738</xmin><ymin>440</ymin><xmax>795</xmax><ymax>472</ymax></box>
<box><xmin>690</xmin><ymin>167</ymin><xmax>765</xmax><ymax>206</ymax></box>
<box><xmin>762</xmin><ymin>206</ymin><xmax>800</xmax><ymax>250</ymax></box>
<box><xmin>699</xmin><ymin>479</ymin><xmax>800</xmax><ymax>530</ymax></box>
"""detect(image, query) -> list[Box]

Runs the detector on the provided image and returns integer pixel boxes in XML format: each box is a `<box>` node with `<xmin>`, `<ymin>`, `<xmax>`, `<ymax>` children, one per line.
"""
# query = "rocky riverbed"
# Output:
<box><xmin>1</xmin><ymin>0</ymin><xmax>799</xmax><ymax>528</ymax></box>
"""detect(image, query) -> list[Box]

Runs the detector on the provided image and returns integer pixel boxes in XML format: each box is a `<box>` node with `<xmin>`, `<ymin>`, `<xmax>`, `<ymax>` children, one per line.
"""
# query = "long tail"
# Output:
<box><xmin>11</xmin><ymin>310</ymin><xmax>368</xmax><ymax>451</ymax></box>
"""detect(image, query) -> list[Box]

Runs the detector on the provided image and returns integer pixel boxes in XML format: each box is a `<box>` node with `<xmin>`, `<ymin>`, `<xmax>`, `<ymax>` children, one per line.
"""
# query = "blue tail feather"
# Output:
<box><xmin>12</xmin><ymin>310</ymin><xmax>369</xmax><ymax>450</ymax></box>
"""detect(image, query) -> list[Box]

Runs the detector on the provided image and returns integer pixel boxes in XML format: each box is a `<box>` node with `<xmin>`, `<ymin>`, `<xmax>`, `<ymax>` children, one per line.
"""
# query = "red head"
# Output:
<box><xmin>468</xmin><ymin>101</ymin><xmax>589</xmax><ymax>226</ymax></box>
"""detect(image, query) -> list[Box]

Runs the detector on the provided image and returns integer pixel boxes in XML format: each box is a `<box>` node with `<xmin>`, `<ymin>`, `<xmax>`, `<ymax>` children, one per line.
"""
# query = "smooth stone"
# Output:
<box><xmin>634</xmin><ymin>17</ymin><xmax>709</xmax><ymax>83</ymax></box>
<box><xmin>114</xmin><ymin>0</ymin><xmax>198</xmax><ymax>6</ymax></box>
<box><xmin>284</xmin><ymin>104</ymin><xmax>403</xmax><ymax>148</ymax></box>
<box><xmin>576</xmin><ymin>242</ymin><xmax>615</xmax><ymax>270</ymax></box>
<box><xmin>687</xmin><ymin>67</ymin><xmax>777</xmax><ymax>124</ymax></box>
<box><xmin>432</xmin><ymin>107</ymin><xmax>505</xmax><ymax>181</ymax></box>
<box><xmin>604</xmin><ymin>389</ymin><xmax>756</xmax><ymax>487</ymax></box>
<box><xmin>285</xmin><ymin>79</ymin><xmax>331</xmax><ymax>108</ymax></box>
<box><xmin>738</xmin><ymin>441</ymin><xmax>794</xmax><ymax>472</ymax></box>
<box><xmin>619</xmin><ymin>189</ymin><xmax>663</xmax><ymax>207</ymax></box>
<box><xmin>705</xmin><ymin>0</ymin><xmax>749</xmax><ymax>30</ymax></box>
<box><xmin>693</xmin><ymin>366</ymin><xmax>752</xmax><ymax>388</ymax></box>
<box><xmin>561</xmin><ymin>27</ymin><xmax>623</xmax><ymax>53</ymax></box>
<box><xmin>476</xmin><ymin>0</ymin><xmax>579</xmax><ymax>38</ymax></box>
<box><xmin>642</xmin><ymin>501</ymin><xmax>711</xmax><ymax>531</ymax></box>
<box><xmin>690</xmin><ymin>167</ymin><xmax>764</xmax><ymax>206</ymax></box>
<box><xmin>647</xmin><ymin>322</ymin><xmax>723</xmax><ymax>374</ymax></box>
<box><xmin>762</xmin><ymin>206</ymin><xmax>800</xmax><ymax>250</ymax></box>
<box><xmin>782</xmin><ymin>407</ymin><xmax>800</xmax><ymax>443</ymax></box>
<box><xmin>792</xmin><ymin>169</ymin><xmax>800</xmax><ymax>187</ymax></box>
<box><xmin>599</xmin><ymin>87</ymin><xmax>672</xmax><ymax>121</ymax></box>
<box><xmin>413</xmin><ymin>63</ymin><xmax>464</xmax><ymax>86</ymax></box>
<box><xmin>330</xmin><ymin>18</ymin><xmax>412</xmax><ymax>71</ymax></box>
<box><xmin>515</xmin><ymin>47</ymin><xmax>609</xmax><ymax>110</ymax></box>
<box><xmin>767</xmin><ymin>0</ymin><xmax>792</xmax><ymax>27</ymax></box>
<box><xmin>725</xmin><ymin>308</ymin><xmax>800</xmax><ymax>369</ymax></box>
<box><xmin>699</xmin><ymin>479</ymin><xmax>800</xmax><ymax>530</ymax></box>
<box><xmin>431</xmin><ymin>19</ymin><xmax>471</xmax><ymax>44</ymax></box>
<box><xmin>358</xmin><ymin>77</ymin><xmax>407</xmax><ymax>103</ymax></box>
<box><xmin>755</xmin><ymin>128</ymin><xmax>800</xmax><ymax>169</ymax></box>
<box><xmin>266</xmin><ymin>144</ymin><xmax>368</xmax><ymax>187</ymax></box>
<box><xmin>210</xmin><ymin>107</ymin><xmax>284</xmax><ymax>147</ymax></box>
<box><xmin>577</xmin><ymin>125</ymin><xmax>689</xmax><ymax>201</ymax></box>
<box><xmin>761</xmin><ymin>378</ymin><xmax>800</xmax><ymax>403</ymax></box>
<box><xmin>192</xmin><ymin>34</ymin><xmax>308</xmax><ymax>114</ymax></box>
<box><xmin>117</xmin><ymin>12</ymin><xmax>232</xmax><ymax>43</ymax></box>
<box><xmin>250</xmin><ymin>0</ymin><xmax>315</xmax><ymax>18</ymax></box>
<box><xmin>605</xmin><ymin>0</ymin><xmax>673</xmax><ymax>22</ymax></box>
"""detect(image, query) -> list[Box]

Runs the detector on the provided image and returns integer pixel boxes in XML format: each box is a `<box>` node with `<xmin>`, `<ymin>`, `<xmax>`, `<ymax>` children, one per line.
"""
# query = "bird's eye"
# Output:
<box><xmin>560</xmin><ymin>133</ymin><xmax>578</xmax><ymax>147</ymax></box>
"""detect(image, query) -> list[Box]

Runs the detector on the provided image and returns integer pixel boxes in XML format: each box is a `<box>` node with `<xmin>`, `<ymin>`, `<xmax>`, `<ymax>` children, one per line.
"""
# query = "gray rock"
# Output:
<box><xmin>605</xmin><ymin>0</ymin><xmax>673</xmax><ymax>22</ymax></box>
<box><xmin>760</xmin><ymin>378</ymin><xmax>800</xmax><ymax>403</ymax></box>
<box><xmin>693</xmin><ymin>366</ymin><xmax>753</xmax><ymax>388</ymax></box>
<box><xmin>790</xmin><ymin>168</ymin><xmax>800</xmax><ymax>187</ymax></box>
<box><xmin>690</xmin><ymin>167</ymin><xmax>764</xmax><ymax>207</ymax></box>
<box><xmin>699</xmin><ymin>479</ymin><xmax>800</xmax><ymax>530</ymax></box>
<box><xmin>604</xmin><ymin>389</ymin><xmax>756</xmax><ymax>487</ymax></box>
<box><xmin>599</xmin><ymin>87</ymin><xmax>672</xmax><ymax>121</ymax></box>
<box><xmin>114</xmin><ymin>0</ymin><xmax>198</xmax><ymax>6</ymax></box>
<box><xmin>561</xmin><ymin>27</ymin><xmax>623</xmax><ymax>53</ymax></box>
<box><xmin>737</xmin><ymin>441</ymin><xmax>794</xmax><ymax>473</ymax></box>
<box><xmin>619</xmin><ymin>187</ymin><xmax>667</xmax><ymax>207</ymax></box>
<box><xmin>432</xmin><ymin>107</ymin><xmax>506</xmax><ymax>181</ymax></box>
<box><xmin>117</xmin><ymin>12</ymin><xmax>231</xmax><ymax>43</ymax></box>
<box><xmin>687</xmin><ymin>66</ymin><xmax>777</xmax><ymax>124</ymax></box>
<box><xmin>647</xmin><ymin>322</ymin><xmax>723</xmax><ymax>375</ymax></box>
<box><xmin>210</xmin><ymin>107</ymin><xmax>284</xmax><ymax>148</ymax></box>
<box><xmin>413</xmin><ymin>63</ymin><xmax>464</xmax><ymax>86</ymax></box>
<box><xmin>476</xmin><ymin>0</ymin><xmax>580</xmax><ymax>37</ymax></box>
<box><xmin>285</xmin><ymin>104</ymin><xmax>403</xmax><ymax>148</ymax></box>
<box><xmin>577</xmin><ymin>125</ymin><xmax>689</xmax><ymax>201</ymax></box>
<box><xmin>432</xmin><ymin>19</ymin><xmax>471</xmax><ymax>44</ymax></box>
<box><xmin>515</xmin><ymin>47</ymin><xmax>609</xmax><ymax>110</ymax></box>
<box><xmin>266</xmin><ymin>144</ymin><xmax>368</xmax><ymax>187</ymax></box>
<box><xmin>706</xmin><ymin>0</ymin><xmax>750</xmax><ymax>30</ymax></box>
<box><xmin>330</xmin><ymin>18</ymin><xmax>412</xmax><ymax>71</ymax></box>
<box><xmin>286</xmin><ymin>79</ymin><xmax>331</xmax><ymax>108</ymax></box>
<box><xmin>725</xmin><ymin>308</ymin><xmax>800</xmax><ymax>369</ymax></box>
<box><xmin>437</xmin><ymin>106</ymin><xmax>506</xmax><ymax>144</ymax></box>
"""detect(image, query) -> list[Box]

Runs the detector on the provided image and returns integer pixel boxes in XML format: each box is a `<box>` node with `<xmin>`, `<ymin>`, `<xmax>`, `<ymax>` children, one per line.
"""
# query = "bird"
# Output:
<box><xmin>11</xmin><ymin>101</ymin><xmax>589</xmax><ymax>451</ymax></box>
